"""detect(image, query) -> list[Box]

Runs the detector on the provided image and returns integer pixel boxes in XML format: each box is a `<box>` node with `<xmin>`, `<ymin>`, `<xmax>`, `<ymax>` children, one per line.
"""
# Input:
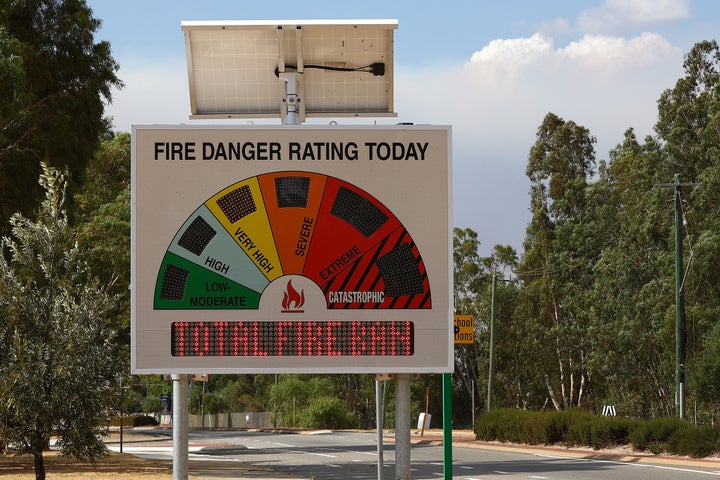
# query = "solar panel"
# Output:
<box><xmin>181</xmin><ymin>19</ymin><xmax>397</xmax><ymax>121</ymax></box>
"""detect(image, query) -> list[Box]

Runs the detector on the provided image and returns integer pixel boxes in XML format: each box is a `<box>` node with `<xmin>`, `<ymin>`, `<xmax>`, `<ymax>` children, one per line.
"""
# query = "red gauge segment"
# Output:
<box><xmin>302</xmin><ymin>178</ymin><xmax>403</xmax><ymax>285</ymax></box>
<box><xmin>321</xmin><ymin>227</ymin><xmax>431</xmax><ymax>309</ymax></box>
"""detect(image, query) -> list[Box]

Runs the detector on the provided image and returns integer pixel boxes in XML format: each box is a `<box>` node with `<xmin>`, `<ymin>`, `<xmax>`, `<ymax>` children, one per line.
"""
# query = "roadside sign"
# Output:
<box><xmin>454</xmin><ymin>315</ymin><xmax>474</xmax><ymax>344</ymax></box>
<box><xmin>160</xmin><ymin>393</ymin><xmax>171</xmax><ymax>414</ymax></box>
<box><xmin>131</xmin><ymin>125</ymin><xmax>452</xmax><ymax>374</ymax></box>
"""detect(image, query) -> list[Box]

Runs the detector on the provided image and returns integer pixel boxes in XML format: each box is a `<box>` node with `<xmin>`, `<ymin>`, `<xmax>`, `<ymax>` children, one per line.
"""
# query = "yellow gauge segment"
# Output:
<box><xmin>205</xmin><ymin>177</ymin><xmax>283</xmax><ymax>281</ymax></box>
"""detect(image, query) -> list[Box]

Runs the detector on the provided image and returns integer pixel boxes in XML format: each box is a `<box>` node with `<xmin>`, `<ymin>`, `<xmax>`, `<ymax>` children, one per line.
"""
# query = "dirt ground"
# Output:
<box><xmin>0</xmin><ymin>428</ymin><xmax>289</xmax><ymax>480</ymax></box>
<box><xmin>0</xmin><ymin>450</ymin><xmax>174</xmax><ymax>479</ymax></box>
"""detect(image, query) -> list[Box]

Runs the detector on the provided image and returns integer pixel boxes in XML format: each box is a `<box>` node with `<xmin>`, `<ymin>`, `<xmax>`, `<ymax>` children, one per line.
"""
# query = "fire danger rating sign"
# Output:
<box><xmin>131</xmin><ymin>125</ymin><xmax>452</xmax><ymax>374</ymax></box>
<box><xmin>454</xmin><ymin>315</ymin><xmax>474</xmax><ymax>344</ymax></box>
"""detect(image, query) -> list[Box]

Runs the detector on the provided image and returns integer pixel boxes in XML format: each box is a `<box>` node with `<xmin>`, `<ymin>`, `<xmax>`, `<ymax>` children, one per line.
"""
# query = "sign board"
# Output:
<box><xmin>131</xmin><ymin>125</ymin><xmax>452</xmax><ymax>374</ymax></box>
<box><xmin>160</xmin><ymin>393</ymin><xmax>171</xmax><ymax>414</ymax></box>
<box><xmin>454</xmin><ymin>315</ymin><xmax>474</xmax><ymax>344</ymax></box>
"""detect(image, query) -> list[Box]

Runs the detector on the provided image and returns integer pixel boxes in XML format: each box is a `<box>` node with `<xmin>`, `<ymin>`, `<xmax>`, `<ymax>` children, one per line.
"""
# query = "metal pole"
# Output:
<box><xmin>172</xmin><ymin>374</ymin><xmax>189</xmax><ymax>480</ymax></box>
<box><xmin>119</xmin><ymin>375</ymin><xmax>123</xmax><ymax>453</ymax></box>
<box><xmin>442</xmin><ymin>373</ymin><xmax>453</xmax><ymax>480</ymax></box>
<box><xmin>376</xmin><ymin>380</ymin><xmax>384</xmax><ymax>480</ymax></box>
<box><xmin>395</xmin><ymin>374</ymin><xmax>411</xmax><ymax>480</ymax></box>
<box><xmin>200</xmin><ymin>379</ymin><xmax>205</xmax><ymax>428</ymax></box>
<box><xmin>487</xmin><ymin>273</ymin><xmax>497</xmax><ymax>411</ymax></box>
<box><xmin>471</xmin><ymin>380</ymin><xmax>475</xmax><ymax>428</ymax></box>
<box><xmin>674</xmin><ymin>174</ymin><xmax>686</xmax><ymax>419</ymax></box>
<box><xmin>280</xmin><ymin>71</ymin><xmax>301</xmax><ymax>125</ymax></box>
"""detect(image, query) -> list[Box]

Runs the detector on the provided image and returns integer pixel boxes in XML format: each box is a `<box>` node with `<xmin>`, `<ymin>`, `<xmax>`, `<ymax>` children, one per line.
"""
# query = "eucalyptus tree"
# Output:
<box><xmin>588</xmin><ymin>130</ymin><xmax>676</xmax><ymax>417</ymax></box>
<box><xmin>452</xmin><ymin>227</ymin><xmax>487</xmax><ymax>411</ymax></box>
<box><xmin>75</xmin><ymin>132</ymin><xmax>131</xmax><ymax>345</ymax></box>
<box><xmin>519</xmin><ymin>112</ymin><xmax>597</xmax><ymax>410</ymax></box>
<box><xmin>655</xmin><ymin>40</ymin><xmax>720</xmax><ymax>414</ymax></box>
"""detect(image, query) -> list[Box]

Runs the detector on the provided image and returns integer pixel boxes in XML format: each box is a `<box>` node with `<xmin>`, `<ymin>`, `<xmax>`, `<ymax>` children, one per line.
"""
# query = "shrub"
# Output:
<box><xmin>476</xmin><ymin>409</ymin><xmax>719</xmax><ymax>458</ymax></box>
<box><xmin>132</xmin><ymin>415</ymin><xmax>159</xmax><ymax>427</ymax></box>
<box><xmin>666</xmin><ymin>425</ymin><xmax>720</xmax><ymax>458</ymax></box>
<box><xmin>475</xmin><ymin>408</ymin><xmax>532</xmax><ymax>443</ymax></box>
<box><xmin>297</xmin><ymin>397</ymin><xmax>359</xmax><ymax>429</ymax></box>
<box><xmin>628</xmin><ymin>417</ymin><xmax>685</xmax><ymax>453</ymax></box>
<box><xmin>142</xmin><ymin>395</ymin><xmax>163</xmax><ymax>414</ymax></box>
<box><xmin>587</xmin><ymin>416</ymin><xmax>636</xmax><ymax>450</ymax></box>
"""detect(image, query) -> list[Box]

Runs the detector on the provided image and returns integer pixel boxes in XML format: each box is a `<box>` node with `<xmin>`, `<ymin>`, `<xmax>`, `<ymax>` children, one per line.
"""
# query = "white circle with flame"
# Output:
<box><xmin>258</xmin><ymin>275</ymin><xmax>328</xmax><ymax>316</ymax></box>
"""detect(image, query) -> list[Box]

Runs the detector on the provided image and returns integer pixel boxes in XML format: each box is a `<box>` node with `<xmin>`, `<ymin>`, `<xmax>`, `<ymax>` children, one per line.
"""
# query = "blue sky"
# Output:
<box><xmin>90</xmin><ymin>0</ymin><xmax>720</xmax><ymax>257</ymax></box>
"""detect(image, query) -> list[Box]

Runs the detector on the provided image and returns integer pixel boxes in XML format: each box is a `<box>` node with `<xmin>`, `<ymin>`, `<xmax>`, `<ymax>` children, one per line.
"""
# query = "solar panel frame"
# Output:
<box><xmin>182</xmin><ymin>19</ymin><xmax>397</xmax><ymax>120</ymax></box>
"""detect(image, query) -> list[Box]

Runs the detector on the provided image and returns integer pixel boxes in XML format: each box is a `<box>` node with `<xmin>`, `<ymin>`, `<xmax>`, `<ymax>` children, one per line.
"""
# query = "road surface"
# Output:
<box><xmin>106</xmin><ymin>428</ymin><xmax>720</xmax><ymax>480</ymax></box>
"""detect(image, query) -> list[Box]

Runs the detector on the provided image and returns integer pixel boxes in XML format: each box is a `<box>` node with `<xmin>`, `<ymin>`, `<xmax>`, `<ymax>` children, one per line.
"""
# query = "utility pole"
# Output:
<box><xmin>654</xmin><ymin>174</ymin><xmax>700</xmax><ymax>419</ymax></box>
<box><xmin>487</xmin><ymin>273</ymin><xmax>497</xmax><ymax>411</ymax></box>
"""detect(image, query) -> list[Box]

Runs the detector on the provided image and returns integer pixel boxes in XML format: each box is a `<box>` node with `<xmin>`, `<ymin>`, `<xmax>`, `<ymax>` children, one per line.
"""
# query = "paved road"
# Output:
<box><xmin>106</xmin><ymin>428</ymin><xmax>720</xmax><ymax>480</ymax></box>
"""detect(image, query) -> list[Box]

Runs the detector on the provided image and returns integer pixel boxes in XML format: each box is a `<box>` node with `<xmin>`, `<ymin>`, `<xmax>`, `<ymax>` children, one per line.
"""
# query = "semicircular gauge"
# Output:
<box><xmin>154</xmin><ymin>172</ymin><xmax>431</xmax><ymax>310</ymax></box>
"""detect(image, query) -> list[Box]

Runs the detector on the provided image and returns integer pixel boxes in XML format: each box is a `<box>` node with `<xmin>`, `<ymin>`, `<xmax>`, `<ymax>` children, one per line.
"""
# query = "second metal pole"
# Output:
<box><xmin>395</xmin><ymin>374</ymin><xmax>411</xmax><ymax>480</ymax></box>
<box><xmin>172</xmin><ymin>374</ymin><xmax>189</xmax><ymax>480</ymax></box>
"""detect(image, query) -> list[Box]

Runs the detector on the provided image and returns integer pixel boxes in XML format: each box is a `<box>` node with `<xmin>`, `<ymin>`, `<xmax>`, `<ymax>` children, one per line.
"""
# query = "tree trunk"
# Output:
<box><xmin>33</xmin><ymin>451</ymin><xmax>45</xmax><ymax>480</ymax></box>
<box><xmin>544</xmin><ymin>374</ymin><xmax>562</xmax><ymax>411</ymax></box>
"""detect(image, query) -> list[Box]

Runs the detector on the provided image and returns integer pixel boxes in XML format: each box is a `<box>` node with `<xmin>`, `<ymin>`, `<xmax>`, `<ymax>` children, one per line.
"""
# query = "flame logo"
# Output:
<box><xmin>281</xmin><ymin>280</ymin><xmax>305</xmax><ymax>312</ymax></box>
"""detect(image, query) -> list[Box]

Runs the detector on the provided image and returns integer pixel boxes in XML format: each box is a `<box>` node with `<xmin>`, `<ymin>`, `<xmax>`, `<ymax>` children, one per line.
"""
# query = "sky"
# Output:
<box><xmin>89</xmin><ymin>0</ymin><xmax>720</xmax><ymax>257</ymax></box>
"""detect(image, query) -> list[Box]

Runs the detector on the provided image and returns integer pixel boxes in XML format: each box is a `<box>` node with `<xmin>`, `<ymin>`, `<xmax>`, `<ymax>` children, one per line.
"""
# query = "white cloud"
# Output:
<box><xmin>558</xmin><ymin>32</ymin><xmax>675</xmax><ymax>70</ymax></box>
<box><xmin>394</xmin><ymin>29</ymin><xmax>684</xmax><ymax>252</ymax></box>
<box><xmin>469</xmin><ymin>33</ymin><xmax>554</xmax><ymax>66</ymax></box>
<box><xmin>465</xmin><ymin>31</ymin><xmax>677</xmax><ymax>77</ymax></box>
<box><xmin>578</xmin><ymin>0</ymin><xmax>691</xmax><ymax>34</ymax></box>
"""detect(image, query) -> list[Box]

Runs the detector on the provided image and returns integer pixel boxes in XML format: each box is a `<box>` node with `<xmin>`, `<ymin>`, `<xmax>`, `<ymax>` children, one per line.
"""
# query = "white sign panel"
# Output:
<box><xmin>131</xmin><ymin>125</ymin><xmax>451</xmax><ymax>374</ymax></box>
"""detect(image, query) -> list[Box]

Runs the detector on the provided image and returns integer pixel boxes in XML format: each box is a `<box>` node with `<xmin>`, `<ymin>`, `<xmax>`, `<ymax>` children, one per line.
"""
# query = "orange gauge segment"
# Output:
<box><xmin>257</xmin><ymin>172</ymin><xmax>327</xmax><ymax>274</ymax></box>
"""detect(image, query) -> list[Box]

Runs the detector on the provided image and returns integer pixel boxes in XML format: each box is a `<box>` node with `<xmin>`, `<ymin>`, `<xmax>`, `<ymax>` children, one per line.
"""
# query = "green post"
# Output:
<box><xmin>487</xmin><ymin>273</ymin><xmax>497</xmax><ymax>411</ymax></box>
<box><xmin>442</xmin><ymin>372</ymin><xmax>452</xmax><ymax>480</ymax></box>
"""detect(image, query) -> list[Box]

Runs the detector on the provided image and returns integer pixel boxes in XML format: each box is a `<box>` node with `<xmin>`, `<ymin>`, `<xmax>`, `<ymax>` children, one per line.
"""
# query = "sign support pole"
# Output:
<box><xmin>172</xmin><ymin>374</ymin><xmax>189</xmax><ymax>480</ymax></box>
<box><xmin>395</xmin><ymin>374</ymin><xmax>411</xmax><ymax>480</ymax></box>
<box><xmin>376</xmin><ymin>379</ymin><xmax>384</xmax><ymax>480</ymax></box>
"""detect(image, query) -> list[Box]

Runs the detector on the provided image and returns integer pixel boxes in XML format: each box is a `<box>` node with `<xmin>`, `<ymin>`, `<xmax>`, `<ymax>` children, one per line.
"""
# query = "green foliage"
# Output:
<box><xmin>474</xmin><ymin>408</ymin><xmax>532</xmax><ymax>443</ymax></box>
<box><xmin>474</xmin><ymin>409</ymin><xmax>720</xmax><ymax>457</ymax></box>
<box><xmin>0</xmin><ymin>164</ymin><xmax>121</xmax><ymax>479</ymax></box>
<box><xmin>142</xmin><ymin>395</ymin><xmax>162</xmax><ymax>414</ymax></box>
<box><xmin>297</xmin><ymin>396</ymin><xmax>360</xmax><ymax>429</ymax></box>
<box><xmin>666</xmin><ymin>424</ymin><xmax>720</xmax><ymax>458</ymax></box>
<box><xmin>203</xmin><ymin>392</ymin><xmax>230</xmax><ymax>415</ymax></box>
<box><xmin>0</xmin><ymin>0</ymin><xmax>122</xmax><ymax>235</ymax></box>
<box><xmin>266</xmin><ymin>375</ymin><xmax>365</xmax><ymax>429</ymax></box>
<box><xmin>628</xmin><ymin>417</ymin><xmax>685</xmax><ymax>453</ymax></box>
<box><xmin>565</xmin><ymin>414</ymin><xmax>638</xmax><ymax>450</ymax></box>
